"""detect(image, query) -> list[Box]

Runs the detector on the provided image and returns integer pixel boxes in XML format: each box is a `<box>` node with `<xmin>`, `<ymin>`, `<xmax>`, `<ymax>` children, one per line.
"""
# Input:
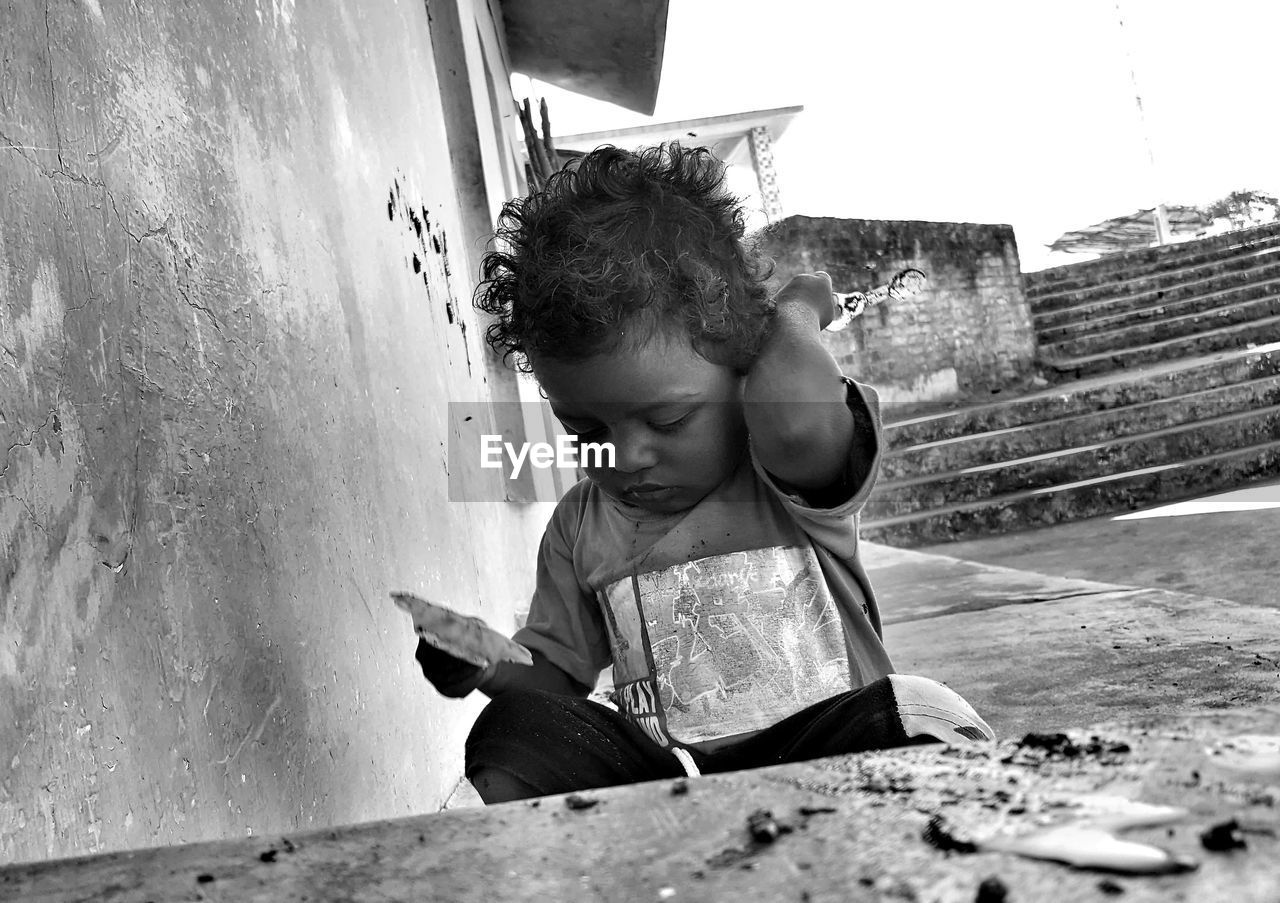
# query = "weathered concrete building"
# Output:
<box><xmin>760</xmin><ymin>215</ymin><xmax>1036</xmax><ymax>402</ymax></box>
<box><xmin>0</xmin><ymin>0</ymin><xmax>666</xmax><ymax>864</ymax></box>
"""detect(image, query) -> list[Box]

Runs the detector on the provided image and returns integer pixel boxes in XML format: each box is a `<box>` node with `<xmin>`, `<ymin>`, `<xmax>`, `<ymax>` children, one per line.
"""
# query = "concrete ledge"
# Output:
<box><xmin>882</xmin><ymin>341</ymin><xmax>1280</xmax><ymax>445</ymax></box>
<box><xmin>1030</xmin><ymin>244</ymin><xmax>1280</xmax><ymax>312</ymax></box>
<box><xmin>1048</xmin><ymin>292</ymin><xmax>1280</xmax><ymax>358</ymax></box>
<box><xmin>863</xmin><ymin>440</ymin><xmax>1280</xmax><ymax>546</ymax></box>
<box><xmin>1036</xmin><ymin>264</ymin><xmax>1280</xmax><ymax>338</ymax></box>
<box><xmin>882</xmin><ymin>375</ymin><xmax>1280</xmax><ymax>480</ymax></box>
<box><xmin>4</xmin><ymin>707</ymin><xmax>1278</xmax><ymax>901</ymax></box>
<box><xmin>1024</xmin><ymin>222</ymin><xmax>1280</xmax><ymax>297</ymax></box>
<box><xmin>1042</xmin><ymin>314</ymin><xmax>1280</xmax><ymax>377</ymax></box>
<box><xmin>872</xmin><ymin>406</ymin><xmax>1280</xmax><ymax>516</ymax></box>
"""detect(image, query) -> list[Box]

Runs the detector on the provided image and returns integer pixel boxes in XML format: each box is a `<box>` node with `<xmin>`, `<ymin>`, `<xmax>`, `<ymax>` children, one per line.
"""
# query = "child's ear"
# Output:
<box><xmin>692</xmin><ymin>337</ymin><xmax>748</xmax><ymax>373</ymax></box>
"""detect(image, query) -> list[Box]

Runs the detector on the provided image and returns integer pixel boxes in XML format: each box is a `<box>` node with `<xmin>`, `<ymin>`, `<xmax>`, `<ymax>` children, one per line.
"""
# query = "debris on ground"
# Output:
<box><xmin>974</xmin><ymin>875</ymin><xmax>1008</xmax><ymax>903</ymax></box>
<box><xmin>1096</xmin><ymin>877</ymin><xmax>1125</xmax><ymax>895</ymax></box>
<box><xmin>852</xmin><ymin>758</ymin><xmax>918</xmax><ymax>794</ymax></box>
<box><xmin>708</xmin><ymin>806</ymin><xmax>825</xmax><ymax>869</ymax></box>
<box><xmin>258</xmin><ymin>837</ymin><xmax>296</xmax><ymax>862</ymax></box>
<box><xmin>564</xmin><ymin>793</ymin><xmax>599</xmax><ymax>811</ymax></box>
<box><xmin>1199</xmin><ymin>819</ymin><xmax>1247</xmax><ymax>851</ymax></box>
<box><xmin>1002</xmin><ymin>732</ymin><xmax>1131</xmax><ymax>766</ymax></box>
<box><xmin>670</xmin><ymin>778</ymin><xmax>689</xmax><ymax>796</ymax></box>
<box><xmin>922</xmin><ymin>815</ymin><xmax>977</xmax><ymax>854</ymax></box>
<box><xmin>797</xmin><ymin>805</ymin><xmax>837</xmax><ymax>817</ymax></box>
<box><xmin>984</xmin><ymin>824</ymin><xmax>1198</xmax><ymax>874</ymax></box>
<box><xmin>924</xmin><ymin>805</ymin><xmax>1201</xmax><ymax>875</ymax></box>
<box><xmin>706</xmin><ymin>845</ymin><xmax>756</xmax><ymax>870</ymax></box>
<box><xmin>1204</xmin><ymin>734</ymin><xmax>1280</xmax><ymax>777</ymax></box>
<box><xmin>747</xmin><ymin>809</ymin><xmax>788</xmax><ymax>844</ymax></box>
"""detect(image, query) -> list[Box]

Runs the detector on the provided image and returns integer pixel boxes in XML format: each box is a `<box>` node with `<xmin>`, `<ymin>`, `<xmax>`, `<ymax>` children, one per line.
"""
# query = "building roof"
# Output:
<box><xmin>500</xmin><ymin>0</ymin><xmax>669</xmax><ymax>115</ymax></box>
<box><xmin>1048</xmin><ymin>205</ymin><xmax>1211</xmax><ymax>255</ymax></box>
<box><xmin>553</xmin><ymin>106</ymin><xmax>804</xmax><ymax>164</ymax></box>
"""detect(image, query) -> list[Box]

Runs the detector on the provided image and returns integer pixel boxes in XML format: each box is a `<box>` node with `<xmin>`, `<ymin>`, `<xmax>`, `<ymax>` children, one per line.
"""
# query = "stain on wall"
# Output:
<box><xmin>388</xmin><ymin>176</ymin><xmax>470</xmax><ymax>371</ymax></box>
<box><xmin>0</xmin><ymin>0</ymin><xmax>546</xmax><ymax>864</ymax></box>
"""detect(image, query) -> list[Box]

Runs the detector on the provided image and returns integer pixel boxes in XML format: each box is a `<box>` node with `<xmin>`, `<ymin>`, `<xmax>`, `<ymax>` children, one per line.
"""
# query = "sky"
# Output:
<box><xmin>518</xmin><ymin>0</ymin><xmax>1280</xmax><ymax>272</ymax></box>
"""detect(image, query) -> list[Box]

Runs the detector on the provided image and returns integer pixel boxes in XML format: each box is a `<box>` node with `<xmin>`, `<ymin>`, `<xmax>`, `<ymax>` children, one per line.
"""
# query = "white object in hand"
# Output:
<box><xmin>391</xmin><ymin>591</ymin><xmax>533</xmax><ymax>668</ymax></box>
<box><xmin>827</xmin><ymin>267</ymin><xmax>928</xmax><ymax>332</ymax></box>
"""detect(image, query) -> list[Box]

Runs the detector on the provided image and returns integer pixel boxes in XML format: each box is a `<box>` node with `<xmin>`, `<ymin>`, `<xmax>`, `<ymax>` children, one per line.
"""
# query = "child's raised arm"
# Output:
<box><xmin>741</xmin><ymin>272</ymin><xmax>873</xmax><ymax>493</ymax></box>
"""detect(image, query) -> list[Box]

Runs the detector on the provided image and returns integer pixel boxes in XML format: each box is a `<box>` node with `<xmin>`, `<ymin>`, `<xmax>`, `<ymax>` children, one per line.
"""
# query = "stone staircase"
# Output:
<box><xmin>863</xmin><ymin>223</ymin><xmax>1280</xmax><ymax>546</ymax></box>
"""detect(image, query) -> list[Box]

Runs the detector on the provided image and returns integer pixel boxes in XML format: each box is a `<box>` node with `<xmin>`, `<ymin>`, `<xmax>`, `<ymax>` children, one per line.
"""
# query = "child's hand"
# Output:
<box><xmin>773</xmin><ymin>271</ymin><xmax>838</xmax><ymax>331</ymax></box>
<box><xmin>415</xmin><ymin>637</ymin><xmax>495</xmax><ymax>698</ymax></box>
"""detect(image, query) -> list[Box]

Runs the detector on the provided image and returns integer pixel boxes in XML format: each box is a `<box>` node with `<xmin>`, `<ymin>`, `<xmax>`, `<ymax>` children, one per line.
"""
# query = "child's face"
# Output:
<box><xmin>533</xmin><ymin>331</ymin><xmax>747</xmax><ymax>514</ymax></box>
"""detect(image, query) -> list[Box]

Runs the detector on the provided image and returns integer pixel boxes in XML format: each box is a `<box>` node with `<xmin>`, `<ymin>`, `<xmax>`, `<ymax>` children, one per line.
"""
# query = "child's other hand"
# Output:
<box><xmin>774</xmin><ymin>271</ymin><xmax>838</xmax><ymax>330</ymax></box>
<box><xmin>415</xmin><ymin>637</ymin><xmax>493</xmax><ymax>698</ymax></box>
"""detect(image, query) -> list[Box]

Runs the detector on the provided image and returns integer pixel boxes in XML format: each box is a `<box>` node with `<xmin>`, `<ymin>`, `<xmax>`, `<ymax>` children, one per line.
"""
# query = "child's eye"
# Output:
<box><xmin>567</xmin><ymin>424</ymin><xmax>607</xmax><ymax>442</ymax></box>
<box><xmin>650</xmin><ymin>411</ymin><xmax>693</xmax><ymax>433</ymax></box>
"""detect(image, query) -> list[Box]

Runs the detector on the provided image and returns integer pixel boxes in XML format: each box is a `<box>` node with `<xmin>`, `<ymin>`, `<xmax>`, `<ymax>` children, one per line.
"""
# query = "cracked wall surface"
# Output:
<box><xmin>0</xmin><ymin>0</ymin><xmax>547</xmax><ymax>864</ymax></box>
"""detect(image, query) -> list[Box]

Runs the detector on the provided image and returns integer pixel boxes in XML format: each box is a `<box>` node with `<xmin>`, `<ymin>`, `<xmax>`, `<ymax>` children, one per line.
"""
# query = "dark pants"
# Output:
<box><xmin>465</xmin><ymin>675</ymin><xmax>992</xmax><ymax>799</ymax></box>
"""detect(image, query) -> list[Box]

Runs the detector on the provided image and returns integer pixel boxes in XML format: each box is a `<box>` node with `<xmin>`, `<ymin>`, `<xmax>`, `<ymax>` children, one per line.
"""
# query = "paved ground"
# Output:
<box><xmin>867</xmin><ymin>545</ymin><xmax>1279</xmax><ymax>739</ymax></box>
<box><xmin>916</xmin><ymin>479</ymin><xmax>1280</xmax><ymax>609</ymax></box>
<box><xmin>865</xmin><ymin>477</ymin><xmax>1280</xmax><ymax>740</ymax></box>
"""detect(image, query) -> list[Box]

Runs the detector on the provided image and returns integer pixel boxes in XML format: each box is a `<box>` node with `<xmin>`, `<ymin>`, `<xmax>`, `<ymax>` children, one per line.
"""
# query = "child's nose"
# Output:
<box><xmin>611</xmin><ymin>428</ymin><xmax>660</xmax><ymax>474</ymax></box>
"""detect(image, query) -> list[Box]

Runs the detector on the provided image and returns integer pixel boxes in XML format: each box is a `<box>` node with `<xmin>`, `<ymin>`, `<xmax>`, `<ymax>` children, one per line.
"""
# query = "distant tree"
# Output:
<box><xmin>1201</xmin><ymin>189</ymin><xmax>1280</xmax><ymax>229</ymax></box>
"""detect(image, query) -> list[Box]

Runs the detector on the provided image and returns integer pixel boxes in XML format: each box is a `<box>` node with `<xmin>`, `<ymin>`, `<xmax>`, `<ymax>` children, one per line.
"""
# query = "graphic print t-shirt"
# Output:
<box><xmin>513</xmin><ymin>380</ymin><xmax>895</xmax><ymax>749</ymax></box>
<box><xmin>602</xmin><ymin>544</ymin><xmax>852</xmax><ymax>746</ymax></box>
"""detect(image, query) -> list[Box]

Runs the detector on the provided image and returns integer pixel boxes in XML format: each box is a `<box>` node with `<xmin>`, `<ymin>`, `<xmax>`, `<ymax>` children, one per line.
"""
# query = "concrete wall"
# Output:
<box><xmin>0</xmin><ymin>0</ymin><xmax>547</xmax><ymax>864</ymax></box>
<box><xmin>759</xmin><ymin>216</ymin><xmax>1036</xmax><ymax>402</ymax></box>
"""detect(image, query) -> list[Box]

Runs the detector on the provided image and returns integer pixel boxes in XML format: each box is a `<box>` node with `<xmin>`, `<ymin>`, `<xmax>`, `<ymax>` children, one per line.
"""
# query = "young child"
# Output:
<box><xmin>418</xmin><ymin>143</ymin><xmax>993</xmax><ymax>804</ymax></box>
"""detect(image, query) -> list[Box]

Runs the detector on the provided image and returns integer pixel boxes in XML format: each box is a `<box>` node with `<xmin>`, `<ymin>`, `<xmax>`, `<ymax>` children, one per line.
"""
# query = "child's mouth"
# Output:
<box><xmin>621</xmin><ymin>483</ymin><xmax>678</xmax><ymax>503</ymax></box>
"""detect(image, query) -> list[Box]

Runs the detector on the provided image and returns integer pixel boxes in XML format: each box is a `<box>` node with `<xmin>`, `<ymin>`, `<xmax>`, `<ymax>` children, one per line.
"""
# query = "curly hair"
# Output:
<box><xmin>475</xmin><ymin>143</ymin><xmax>774</xmax><ymax>373</ymax></box>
